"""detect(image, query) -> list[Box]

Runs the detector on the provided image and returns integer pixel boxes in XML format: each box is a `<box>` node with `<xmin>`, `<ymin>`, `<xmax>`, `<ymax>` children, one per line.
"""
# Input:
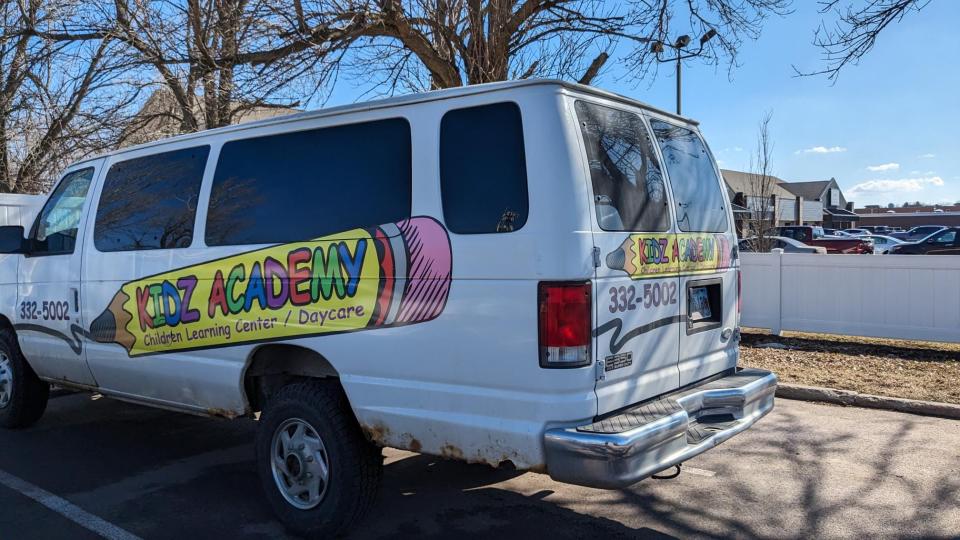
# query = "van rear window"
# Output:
<box><xmin>649</xmin><ymin>120</ymin><xmax>729</xmax><ymax>233</ymax></box>
<box><xmin>206</xmin><ymin>118</ymin><xmax>412</xmax><ymax>246</ymax></box>
<box><xmin>575</xmin><ymin>101</ymin><xmax>670</xmax><ymax>232</ymax></box>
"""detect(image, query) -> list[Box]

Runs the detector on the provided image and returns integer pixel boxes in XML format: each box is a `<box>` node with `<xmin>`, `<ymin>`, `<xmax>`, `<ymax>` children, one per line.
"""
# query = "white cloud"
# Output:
<box><xmin>795</xmin><ymin>145</ymin><xmax>847</xmax><ymax>155</ymax></box>
<box><xmin>866</xmin><ymin>162</ymin><xmax>899</xmax><ymax>172</ymax></box>
<box><xmin>918</xmin><ymin>153</ymin><xmax>936</xmax><ymax>159</ymax></box>
<box><xmin>848</xmin><ymin>176</ymin><xmax>945</xmax><ymax>195</ymax></box>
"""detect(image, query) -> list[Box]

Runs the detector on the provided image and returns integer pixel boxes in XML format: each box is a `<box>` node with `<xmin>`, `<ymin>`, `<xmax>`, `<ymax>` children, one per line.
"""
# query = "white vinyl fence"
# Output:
<box><xmin>740</xmin><ymin>251</ymin><xmax>960</xmax><ymax>343</ymax></box>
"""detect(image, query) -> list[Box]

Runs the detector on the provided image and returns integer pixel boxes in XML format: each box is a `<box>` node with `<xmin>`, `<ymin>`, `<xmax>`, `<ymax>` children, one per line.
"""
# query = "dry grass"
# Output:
<box><xmin>738</xmin><ymin>330</ymin><xmax>960</xmax><ymax>405</ymax></box>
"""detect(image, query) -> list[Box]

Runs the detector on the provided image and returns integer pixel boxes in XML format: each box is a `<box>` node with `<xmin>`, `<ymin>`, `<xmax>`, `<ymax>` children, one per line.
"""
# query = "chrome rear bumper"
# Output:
<box><xmin>543</xmin><ymin>368</ymin><xmax>777</xmax><ymax>488</ymax></box>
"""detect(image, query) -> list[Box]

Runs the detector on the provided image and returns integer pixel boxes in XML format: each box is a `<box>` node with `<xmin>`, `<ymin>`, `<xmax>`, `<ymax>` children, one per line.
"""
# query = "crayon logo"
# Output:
<box><xmin>606</xmin><ymin>233</ymin><xmax>732</xmax><ymax>279</ymax></box>
<box><xmin>90</xmin><ymin>217</ymin><xmax>452</xmax><ymax>357</ymax></box>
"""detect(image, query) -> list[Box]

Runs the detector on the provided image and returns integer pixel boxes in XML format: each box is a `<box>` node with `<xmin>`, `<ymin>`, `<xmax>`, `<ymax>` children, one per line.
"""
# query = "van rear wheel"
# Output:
<box><xmin>0</xmin><ymin>328</ymin><xmax>50</xmax><ymax>429</ymax></box>
<box><xmin>256</xmin><ymin>380</ymin><xmax>382</xmax><ymax>537</ymax></box>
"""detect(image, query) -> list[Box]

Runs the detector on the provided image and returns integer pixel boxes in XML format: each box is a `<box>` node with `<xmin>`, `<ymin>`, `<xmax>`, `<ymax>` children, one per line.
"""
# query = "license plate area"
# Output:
<box><xmin>686</xmin><ymin>278</ymin><xmax>722</xmax><ymax>334</ymax></box>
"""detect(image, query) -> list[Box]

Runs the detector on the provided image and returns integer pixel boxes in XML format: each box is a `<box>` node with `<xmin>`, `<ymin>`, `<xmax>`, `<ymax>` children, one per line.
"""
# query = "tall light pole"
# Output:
<box><xmin>650</xmin><ymin>29</ymin><xmax>717</xmax><ymax>116</ymax></box>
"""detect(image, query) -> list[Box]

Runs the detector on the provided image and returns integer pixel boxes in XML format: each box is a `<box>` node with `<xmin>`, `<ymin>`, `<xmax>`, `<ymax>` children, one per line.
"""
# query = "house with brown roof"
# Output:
<box><xmin>721</xmin><ymin>169</ymin><xmax>824</xmax><ymax>235</ymax></box>
<box><xmin>778</xmin><ymin>178</ymin><xmax>860</xmax><ymax>229</ymax></box>
<box><xmin>120</xmin><ymin>88</ymin><xmax>299</xmax><ymax>147</ymax></box>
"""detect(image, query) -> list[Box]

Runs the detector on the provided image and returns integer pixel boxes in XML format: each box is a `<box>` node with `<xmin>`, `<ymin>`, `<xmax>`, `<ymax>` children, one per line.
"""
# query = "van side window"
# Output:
<box><xmin>29</xmin><ymin>167</ymin><xmax>94</xmax><ymax>255</ymax></box>
<box><xmin>649</xmin><ymin>120</ymin><xmax>729</xmax><ymax>233</ymax></box>
<box><xmin>575</xmin><ymin>101</ymin><xmax>669</xmax><ymax>232</ymax></box>
<box><xmin>206</xmin><ymin>118</ymin><xmax>411</xmax><ymax>245</ymax></box>
<box><xmin>94</xmin><ymin>146</ymin><xmax>209</xmax><ymax>252</ymax></box>
<box><xmin>440</xmin><ymin>102</ymin><xmax>528</xmax><ymax>233</ymax></box>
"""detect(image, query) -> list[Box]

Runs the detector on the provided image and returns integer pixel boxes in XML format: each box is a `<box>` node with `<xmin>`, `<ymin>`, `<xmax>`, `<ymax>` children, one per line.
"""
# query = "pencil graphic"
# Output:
<box><xmin>90</xmin><ymin>217</ymin><xmax>452</xmax><ymax>357</ymax></box>
<box><xmin>90</xmin><ymin>290</ymin><xmax>134</xmax><ymax>350</ymax></box>
<box><xmin>714</xmin><ymin>234</ymin><xmax>732</xmax><ymax>270</ymax></box>
<box><xmin>605</xmin><ymin>236</ymin><xmax>640</xmax><ymax>275</ymax></box>
<box><xmin>605</xmin><ymin>233</ymin><xmax>731</xmax><ymax>279</ymax></box>
<box><xmin>605</xmin><ymin>234</ymin><xmax>674</xmax><ymax>278</ymax></box>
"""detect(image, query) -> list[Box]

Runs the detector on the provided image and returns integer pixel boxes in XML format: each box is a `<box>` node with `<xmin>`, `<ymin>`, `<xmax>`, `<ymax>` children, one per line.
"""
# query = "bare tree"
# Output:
<box><xmin>744</xmin><ymin>110</ymin><xmax>778</xmax><ymax>251</ymax></box>
<box><xmin>800</xmin><ymin>0</ymin><xmax>931</xmax><ymax>80</ymax></box>
<box><xmin>0</xmin><ymin>0</ymin><xmax>138</xmax><ymax>193</ymax></box>
<box><xmin>103</xmin><ymin>0</ymin><xmax>359</xmax><ymax>136</ymax></box>
<box><xmin>3</xmin><ymin>0</ymin><xmax>799</xmax><ymax>192</ymax></box>
<box><xmin>284</xmin><ymin>0</ymin><xmax>792</xmax><ymax>95</ymax></box>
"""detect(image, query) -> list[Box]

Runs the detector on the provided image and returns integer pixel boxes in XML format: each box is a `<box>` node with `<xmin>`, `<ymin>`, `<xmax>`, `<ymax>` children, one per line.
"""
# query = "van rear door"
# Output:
<box><xmin>646</xmin><ymin>117</ymin><xmax>738</xmax><ymax>386</ymax></box>
<box><xmin>573</xmin><ymin>101</ymin><xmax>681</xmax><ymax>415</ymax></box>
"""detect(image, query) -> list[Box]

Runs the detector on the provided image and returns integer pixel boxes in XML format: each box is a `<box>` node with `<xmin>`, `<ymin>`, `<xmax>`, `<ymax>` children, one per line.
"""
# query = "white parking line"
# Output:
<box><xmin>0</xmin><ymin>469</ymin><xmax>143</xmax><ymax>540</ymax></box>
<box><xmin>682</xmin><ymin>466</ymin><xmax>716</xmax><ymax>478</ymax></box>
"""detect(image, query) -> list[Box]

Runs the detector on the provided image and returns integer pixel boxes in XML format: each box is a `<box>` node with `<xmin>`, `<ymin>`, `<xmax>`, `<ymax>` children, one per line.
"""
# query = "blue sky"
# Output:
<box><xmin>324</xmin><ymin>2</ymin><xmax>959</xmax><ymax>208</ymax></box>
<box><xmin>625</xmin><ymin>1</ymin><xmax>960</xmax><ymax>208</ymax></box>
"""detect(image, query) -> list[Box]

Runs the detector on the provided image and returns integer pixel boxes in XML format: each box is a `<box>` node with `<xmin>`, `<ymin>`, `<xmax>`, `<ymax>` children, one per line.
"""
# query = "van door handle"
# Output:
<box><xmin>71</xmin><ymin>288</ymin><xmax>79</xmax><ymax>312</ymax></box>
<box><xmin>720</xmin><ymin>327</ymin><xmax>733</xmax><ymax>341</ymax></box>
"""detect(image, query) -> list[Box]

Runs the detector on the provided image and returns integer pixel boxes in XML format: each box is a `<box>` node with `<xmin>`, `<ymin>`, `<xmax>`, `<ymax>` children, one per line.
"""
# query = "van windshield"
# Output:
<box><xmin>649</xmin><ymin>120</ymin><xmax>729</xmax><ymax>233</ymax></box>
<box><xmin>575</xmin><ymin>101</ymin><xmax>670</xmax><ymax>232</ymax></box>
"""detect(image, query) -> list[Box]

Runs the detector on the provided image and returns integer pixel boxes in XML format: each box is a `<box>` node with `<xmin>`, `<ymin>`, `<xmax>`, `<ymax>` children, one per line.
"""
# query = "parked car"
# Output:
<box><xmin>889</xmin><ymin>227</ymin><xmax>960</xmax><ymax>254</ymax></box>
<box><xmin>0</xmin><ymin>80</ymin><xmax>776</xmax><ymax>537</ymax></box>
<box><xmin>843</xmin><ymin>228</ymin><xmax>871</xmax><ymax>236</ymax></box>
<box><xmin>739</xmin><ymin>236</ymin><xmax>827</xmax><ymax>254</ymax></box>
<box><xmin>828</xmin><ymin>229</ymin><xmax>852</xmax><ymax>237</ymax></box>
<box><xmin>855</xmin><ymin>234</ymin><xmax>903</xmax><ymax>254</ymax></box>
<box><xmin>889</xmin><ymin>225</ymin><xmax>946</xmax><ymax>241</ymax></box>
<box><xmin>776</xmin><ymin>225</ymin><xmax>873</xmax><ymax>254</ymax></box>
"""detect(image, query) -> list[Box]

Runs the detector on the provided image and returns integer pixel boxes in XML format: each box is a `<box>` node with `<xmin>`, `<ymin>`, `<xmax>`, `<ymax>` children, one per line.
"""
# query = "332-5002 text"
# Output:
<box><xmin>608</xmin><ymin>282</ymin><xmax>678</xmax><ymax>313</ymax></box>
<box><xmin>19</xmin><ymin>300</ymin><xmax>71</xmax><ymax>321</ymax></box>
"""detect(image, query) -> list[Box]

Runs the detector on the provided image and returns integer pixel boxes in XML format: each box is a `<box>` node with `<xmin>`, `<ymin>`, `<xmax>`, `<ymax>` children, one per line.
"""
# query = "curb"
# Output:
<box><xmin>776</xmin><ymin>384</ymin><xmax>960</xmax><ymax>420</ymax></box>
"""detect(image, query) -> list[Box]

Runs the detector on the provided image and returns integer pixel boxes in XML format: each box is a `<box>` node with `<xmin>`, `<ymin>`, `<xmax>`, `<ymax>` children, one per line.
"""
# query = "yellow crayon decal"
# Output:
<box><xmin>90</xmin><ymin>217</ymin><xmax>452</xmax><ymax>357</ymax></box>
<box><xmin>605</xmin><ymin>233</ymin><xmax>732</xmax><ymax>279</ymax></box>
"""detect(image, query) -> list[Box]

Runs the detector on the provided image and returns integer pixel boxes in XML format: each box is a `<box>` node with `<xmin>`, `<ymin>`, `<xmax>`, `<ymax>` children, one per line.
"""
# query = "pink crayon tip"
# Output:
<box><xmin>395</xmin><ymin>217</ymin><xmax>453</xmax><ymax>323</ymax></box>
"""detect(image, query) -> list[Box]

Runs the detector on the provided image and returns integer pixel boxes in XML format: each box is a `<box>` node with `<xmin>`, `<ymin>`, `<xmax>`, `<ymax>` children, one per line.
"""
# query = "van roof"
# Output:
<box><xmin>74</xmin><ymin>79</ymin><xmax>696</xmax><ymax>166</ymax></box>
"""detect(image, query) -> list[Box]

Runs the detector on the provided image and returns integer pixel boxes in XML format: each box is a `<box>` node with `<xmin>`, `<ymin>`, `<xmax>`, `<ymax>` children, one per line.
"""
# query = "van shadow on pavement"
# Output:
<box><xmin>0</xmin><ymin>392</ymin><xmax>957</xmax><ymax>539</ymax></box>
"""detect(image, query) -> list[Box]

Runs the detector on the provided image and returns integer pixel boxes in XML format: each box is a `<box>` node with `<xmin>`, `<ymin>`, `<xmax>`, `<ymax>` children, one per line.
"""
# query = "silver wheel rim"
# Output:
<box><xmin>0</xmin><ymin>352</ymin><xmax>12</xmax><ymax>409</ymax></box>
<box><xmin>270</xmin><ymin>418</ymin><xmax>330</xmax><ymax>510</ymax></box>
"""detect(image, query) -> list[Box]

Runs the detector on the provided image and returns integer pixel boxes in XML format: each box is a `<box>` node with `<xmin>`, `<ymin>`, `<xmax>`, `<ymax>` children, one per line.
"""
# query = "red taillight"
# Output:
<box><xmin>538</xmin><ymin>281</ymin><xmax>591</xmax><ymax>368</ymax></box>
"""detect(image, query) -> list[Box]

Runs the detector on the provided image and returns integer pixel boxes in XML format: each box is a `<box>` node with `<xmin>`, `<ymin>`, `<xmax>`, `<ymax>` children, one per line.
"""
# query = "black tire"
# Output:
<box><xmin>0</xmin><ymin>328</ymin><xmax>49</xmax><ymax>429</ymax></box>
<box><xmin>256</xmin><ymin>379</ymin><xmax>382</xmax><ymax>538</ymax></box>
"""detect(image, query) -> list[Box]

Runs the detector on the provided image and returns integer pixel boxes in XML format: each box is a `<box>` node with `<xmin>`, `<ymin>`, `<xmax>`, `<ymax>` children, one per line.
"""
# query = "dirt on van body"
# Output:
<box><xmin>738</xmin><ymin>330</ymin><xmax>960</xmax><ymax>405</ymax></box>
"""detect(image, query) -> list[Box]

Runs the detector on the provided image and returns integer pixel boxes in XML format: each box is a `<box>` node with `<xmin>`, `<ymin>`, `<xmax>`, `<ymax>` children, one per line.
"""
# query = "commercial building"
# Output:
<box><xmin>856</xmin><ymin>205</ymin><xmax>960</xmax><ymax>228</ymax></box>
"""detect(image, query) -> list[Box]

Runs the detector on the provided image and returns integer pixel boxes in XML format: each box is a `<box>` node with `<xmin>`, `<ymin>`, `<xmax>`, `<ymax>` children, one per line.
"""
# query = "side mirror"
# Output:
<box><xmin>0</xmin><ymin>225</ymin><xmax>26</xmax><ymax>254</ymax></box>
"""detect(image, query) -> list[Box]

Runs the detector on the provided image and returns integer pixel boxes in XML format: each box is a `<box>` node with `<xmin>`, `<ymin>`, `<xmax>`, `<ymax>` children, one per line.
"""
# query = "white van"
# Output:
<box><xmin>0</xmin><ymin>80</ymin><xmax>776</xmax><ymax>537</ymax></box>
<box><xmin>0</xmin><ymin>194</ymin><xmax>43</xmax><ymax>228</ymax></box>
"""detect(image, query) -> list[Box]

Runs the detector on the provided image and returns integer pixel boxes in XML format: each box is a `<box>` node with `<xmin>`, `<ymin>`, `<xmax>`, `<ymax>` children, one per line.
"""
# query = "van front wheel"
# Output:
<box><xmin>256</xmin><ymin>380</ymin><xmax>382</xmax><ymax>537</ymax></box>
<box><xmin>0</xmin><ymin>328</ymin><xmax>49</xmax><ymax>429</ymax></box>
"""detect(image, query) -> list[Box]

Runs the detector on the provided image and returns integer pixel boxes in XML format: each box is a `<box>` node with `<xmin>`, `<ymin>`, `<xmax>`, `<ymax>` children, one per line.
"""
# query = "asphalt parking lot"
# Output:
<box><xmin>0</xmin><ymin>392</ymin><xmax>958</xmax><ymax>539</ymax></box>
